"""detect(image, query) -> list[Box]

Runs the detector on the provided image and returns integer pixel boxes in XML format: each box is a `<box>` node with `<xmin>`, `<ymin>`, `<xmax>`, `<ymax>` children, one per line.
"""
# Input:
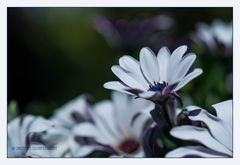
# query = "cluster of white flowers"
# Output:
<box><xmin>8</xmin><ymin>19</ymin><xmax>232</xmax><ymax>158</ymax></box>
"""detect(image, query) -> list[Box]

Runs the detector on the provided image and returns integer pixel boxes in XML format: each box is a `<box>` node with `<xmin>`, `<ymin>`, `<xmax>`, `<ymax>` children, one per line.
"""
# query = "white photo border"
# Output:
<box><xmin>0</xmin><ymin>0</ymin><xmax>239</xmax><ymax>165</ymax></box>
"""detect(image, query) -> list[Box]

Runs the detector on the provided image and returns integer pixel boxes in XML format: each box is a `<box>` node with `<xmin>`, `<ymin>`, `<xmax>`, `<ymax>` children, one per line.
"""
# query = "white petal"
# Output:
<box><xmin>138</xmin><ymin>91</ymin><xmax>156</xmax><ymax>98</ymax></box>
<box><xmin>167</xmin><ymin>45</ymin><xmax>187</xmax><ymax>82</ymax></box>
<box><xmin>112</xmin><ymin>92</ymin><xmax>132</xmax><ymax>136</ymax></box>
<box><xmin>170</xmin><ymin>126</ymin><xmax>232</xmax><ymax>156</ymax></box>
<box><xmin>197</xmin><ymin>23</ymin><xmax>216</xmax><ymax>49</ymax></box>
<box><xmin>41</xmin><ymin>127</ymin><xmax>71</xmax><ymax>157</ymax></box>
<box><xmin>130</xmin><ymin>97</ymin><xmax>154</xmax><ymax>115</ymax></box>
<box><xmin>174</xmin><ymin>68</ymin><xmax>203</xmax><ymax>91</ymax></box>
<box><xmin>119</xmin><ymin>56</ymin><xmax>149</xmax><ymax>88</ymax></box>
<box><xmin>111</xmin><ymin>65</ymin><xmax>146</xmax><ymax>90</ymax></box>
<box><xmin>93</xmin><ymin>100</ymin><xmax>123</xmax><ymax>140</ymax></box>
<box><xmin>212</xmin><ymin>20</ymin><xmax>232</xmax><ymax>47</ymax></box>
<box><xmin>185</xmin><ymin>105</ymin><xmax>202</xmax><ymax>111</ymax></box>
<box><xmin>212</xmin><ymin>100</ymin><xmax>233</xmax><ymax>131</ymax></box>
<box><xmin>140</xmin><ymin>47</ymin><xmax>159</xmax><ymax>83</ymax></box>
<box><xmin>169</xmin><ymin>53</ymin><xmax>196</xmax><ymax>84</ymax></box>
<box><xmin>188</xmin><ymin>109</ymin><xmax>232</xmax><ymax>151</ymax></box>
<box><xmin>28</xmin><ymin>117</ymin><xmax>54</xmax><ymax>133</ymax></box>
<box><xmin>51</xmin><ymin>94</ymin><xmax>91</xmax><ymax>128</ymax></box>
<box><xmin>212</xmin><ymin>100</ymin><xmax>232</xmax><ymax>134</ymax></box>
<box><xmin>131</xmin><ymin>113</ymin><xmax>152</xmax><ymax>139</ymax></box>
<box><xmin>166</xmin><ymin>146</ymin><xmax>227</xmax><ymax>158</ymax></box>
<box><xmin>103</xmin><ymin>81</ymin><xmax>134</xmax><ymax>95</ymax></box>
<box><xmin>157</xmin><ymin>46</ymin><xmax>171</xmax><ymax>82</ymax></box>
<box><xmin>72</xmin><ymin>122</ymin><xmax>116</xmax><ymax>146</ymax></box>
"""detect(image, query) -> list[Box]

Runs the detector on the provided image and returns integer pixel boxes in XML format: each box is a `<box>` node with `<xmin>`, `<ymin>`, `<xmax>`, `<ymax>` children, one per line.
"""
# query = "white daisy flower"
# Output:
<box><xmin>70</xmin><ymin>92</ymin><xmax>154</xmax><ymax>157</ymax></box>
<box><xmin>194</xmin><ymin>19</ymin><xmax>232</xmax><ymax>55</ymax></box>
<box><xmin>51</xmin><ymin>94</ymin><xmax>93</xmax><ymax>130</ymax></box>
<box><xmin>166</xmin><ymin>100</ymin><xmax>232</xmax><ymax>157</ymax></box>
<box><xmin>8</xmin><ymin>115</ymin><xmax>72</xmax><ymax>157</ymax></box>
<box><xmin>104</xmin><ymin>45</ymin><xmax>202</xmax><ymax>102</ymax></box>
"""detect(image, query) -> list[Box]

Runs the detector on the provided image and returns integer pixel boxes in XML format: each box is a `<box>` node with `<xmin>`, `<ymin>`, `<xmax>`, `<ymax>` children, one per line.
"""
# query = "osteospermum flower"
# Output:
<box><xmin>8</xmin><ymin>115</ymin><xmax>71</xmax><ymax>157</ymax></box>
<box><xmin>70</xmin><ymin>92</ymin><xmax>154</xmax><ymax>157</ymax></box>
<box><xmin>104</xmin><ymin>45</ymin><xmax>202</xmax><ymax>103</ymax></box>
<box><xmin>166</xmin><ymin>100</ymin><xmax>232</xmax><ymax>157</ymax></box>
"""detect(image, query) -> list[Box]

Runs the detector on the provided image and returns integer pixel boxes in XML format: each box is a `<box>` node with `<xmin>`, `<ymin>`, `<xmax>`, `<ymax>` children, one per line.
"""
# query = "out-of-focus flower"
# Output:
<box><xmin>8</xmin><ymin>115</ymin><xmax>72</xmax><ymax>157</ymax></box>
<box><xmin>104</xmin><ymin>45</ymin><xmax>202</xmax><ymax>103</ymax></box>
<box><xmin>51</xmin><ymin>94</ymin><xmax>93</xmax><ymax>130</ymax></box>
<box><xmin>70</xmin><ymin>92</ymin><xmax>154</xmax><ymax>157</ymax></box>
<box><xmin>94</xmin><ymin>15</ymin><xmax>175</xmax><ymax>51</ymax></box>
<box><xmin>192</xmin><ymin>19</ymin><xmax>232</xmax><ymax>56</ymax></box>
<box><xmin>166</xmin><ymin>100</ymin><xmax>232</xmax><ymax>157</ymax></box>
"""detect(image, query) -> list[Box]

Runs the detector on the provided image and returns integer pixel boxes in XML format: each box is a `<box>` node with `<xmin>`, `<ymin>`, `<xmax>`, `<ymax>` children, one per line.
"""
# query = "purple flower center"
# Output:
<box><xmin>148</xmin><ymin>81</ymin><xmax>168</xmax><ymax>92</ymax></box>
<box><xmin>118</xmin><ymin>138</ymin><xmax>139</xmax><ymax>154</ymax></box>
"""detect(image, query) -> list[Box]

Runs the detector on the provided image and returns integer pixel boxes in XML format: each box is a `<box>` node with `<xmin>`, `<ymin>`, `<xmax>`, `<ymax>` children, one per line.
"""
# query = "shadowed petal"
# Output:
<box><xmin>212</xmin><ymin>100</ymin><xmax>232</xmax><ymax>134</ymax></box>
<box><xmin>111</xmin><ymin>65</ymin><xmax>146</xmax><ymax>90</ymax></box>
<box><xmin>103</xmin><ymin>81</ymin><xmax>134</xmax><ymax>95</ymax></box>
<box><xmin>188</xmin><ymin>109</ymin><xmax>232</xmax><ymax>151</ymax></box>
<box><xmin>170</xmin><ymin>126</ymin><xmax>232</xmax><ymax>156</ymax></box>
<box><xmin>167</xmin><ymin>45</ymin><xmax>187</xmax><ymax>82</ymax></box>
<box><xmin>119</xmin><ymin>56</ymin><xmax>149</xmax><ymax>88</ymax></box>
<box><xmin>166</xmin><ymin>145</ymin><xmax>228</xmax><ymax>158</ymax></box>
<box><xmin>169</xmin><ymin>53</ymin><xmax>196</xmax><ymax>84</ymax></box>
<box><xmin>157</xmin><ymin>46</ymin><xmax>171</xmax><ymax>82</ymax></box>
<box><xmin>140</xmin><ymin>47</ymin><xmax>160</xmax><ymax>83</ymax></box>
<box><xmin>174</xmin><ymin>68</ymin><xmax>203</xmax><ymax>92</ymax></box>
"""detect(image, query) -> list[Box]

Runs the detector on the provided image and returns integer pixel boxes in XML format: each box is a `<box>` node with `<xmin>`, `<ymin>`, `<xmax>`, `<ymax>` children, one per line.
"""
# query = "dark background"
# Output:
<box><xmin>7</xmin><ymin>8</ymin><xmax>232</xmax><ymax>117</ymax></box>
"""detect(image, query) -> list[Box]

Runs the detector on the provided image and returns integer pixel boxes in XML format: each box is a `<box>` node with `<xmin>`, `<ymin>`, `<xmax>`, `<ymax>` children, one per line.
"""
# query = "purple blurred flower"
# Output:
<box><xmin>94</xmin><ymin>15</ymin><xmax>175</xmax><ymax>51</ymax></box>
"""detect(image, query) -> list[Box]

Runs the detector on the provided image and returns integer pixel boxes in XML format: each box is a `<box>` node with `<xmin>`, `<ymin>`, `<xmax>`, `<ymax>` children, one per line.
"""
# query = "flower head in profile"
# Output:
<box><xmin>104</xmin><ymin>45</ymin><xmax>202</xmax><ymax>103</ymax></box>
<box><xmin>70</xmin><ymin>92</ymin><xmax>154</xmax><ymax>157</ymax></box>
<box><xmin>166</xmin><ymin>100</ymin><xmax>232</xmax><ymax>157</ymax></box>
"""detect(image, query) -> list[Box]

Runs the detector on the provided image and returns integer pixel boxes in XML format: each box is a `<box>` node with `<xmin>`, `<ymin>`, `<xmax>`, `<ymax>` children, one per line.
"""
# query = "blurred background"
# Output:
<box><xmin>7</xmin><ymin>8</ymin><xmax>232</xmax><ymax>118</ymax></box>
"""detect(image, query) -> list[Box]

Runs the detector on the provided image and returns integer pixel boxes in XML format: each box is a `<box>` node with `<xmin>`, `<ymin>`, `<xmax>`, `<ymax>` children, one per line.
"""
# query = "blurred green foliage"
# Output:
<box><xmin>8</xmin><ymin>8</ymin><xmax>232</xmax><ymax>118</ymax></box>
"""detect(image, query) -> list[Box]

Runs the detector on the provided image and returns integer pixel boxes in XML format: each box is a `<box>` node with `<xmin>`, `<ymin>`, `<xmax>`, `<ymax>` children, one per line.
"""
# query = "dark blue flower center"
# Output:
<box><xmin>148</xmin><ymin>81</ymin><xmax>168</xmax><ymax>92</ymax></box>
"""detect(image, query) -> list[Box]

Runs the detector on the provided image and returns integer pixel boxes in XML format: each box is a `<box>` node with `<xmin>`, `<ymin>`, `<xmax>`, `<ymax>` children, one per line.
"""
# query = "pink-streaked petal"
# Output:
<box><xmin>140</xmin><ymin>47</ymin><xmax>160</xmax><ymax>83</ymax></box>
<box><xmin>166</xmin><ymin>146</ymin><xmax>228</xmax><ymax>158</ymax></box>
<box><xmin>167</xmin><ymin>45</ymin><xmax>187</xmax><ymax>82</ymax></box>
<box><xmin>103</xmin><ymin>81</ymin><xmax>134</xmax><ymax>95</ymax></box>
<box><xmin>157</xmin><ymin>46</ymin><xmax>171</xmax><ymax>82</ymax></box>
<box><xmin>169</xmin><ymin>53</ymin><xmax>196</xmax><ymax>84</ymax></box>
<box><xmin>170</xmin><ymin>126</ymin><xmax>232</xmax><ymax>156</ymax></box>
<box><xmin>111</xmin><ymin>65</ymin><xmax>146</xmax><ymax>90</ymax></box>
<box><xmin>173</xmin><ymin>68</ymin><xmax>203</xmax><ymax>92</ymax></box>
